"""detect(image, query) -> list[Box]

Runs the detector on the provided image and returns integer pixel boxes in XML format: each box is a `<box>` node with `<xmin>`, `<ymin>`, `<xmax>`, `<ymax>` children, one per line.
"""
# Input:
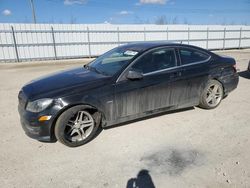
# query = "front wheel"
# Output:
<box><xmin>54</xmin><ymin>105</ymin><xmax>101</xmax><ymax>147</ymax></box>
<box><xmin>199</xmin><ymin>80</ymin><xmax>224</xmax><ymax>109</ymax></box>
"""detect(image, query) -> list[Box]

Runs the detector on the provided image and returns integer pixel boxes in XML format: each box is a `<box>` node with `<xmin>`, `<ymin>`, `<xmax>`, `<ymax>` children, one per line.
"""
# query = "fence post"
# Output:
<box><xmin>166</xmin><ymin>27</ymin><xmax>168</xmax><ymax>41</ymax></box>
<box><xmin>223</xmin><ymin>27</ymin><xmax>226</xmax><ymax>50</ymax></box>
<box><xmin>239</xmin><ymin>27</ymin><xmax>242</xmax><ymax>49</ymax></box>
<box><xmin>188</xmin><ymin>27</ymin><xmax>190</xmax><ymax>44</ymax></box>
<box><xmin>11</xmin><ymin>26</ymin><xmax>19</xmax><ymax>62</ymax></box>
<box><xmin>143</xmin><ymin>27</ymin><xmax>146</xmax><ymax>41</ymax></box>
<box><xmin>87</xmin><ymin>27</ymin><xmax>91</xmax><ymax>58</ymax></box>
<box><xmin>206</xmin><ymin>27</ymin><xmax>209</xmax><ymax>50</ymax></box>
<box><xmin>51</xmin><ymin>26</ymin><xmax>57</xmax><ymax>60</ymax></box>
<box><xmin>117</xmin><ymin>27</ymin><xmax>120</xmax><ymax>46</ymax></box>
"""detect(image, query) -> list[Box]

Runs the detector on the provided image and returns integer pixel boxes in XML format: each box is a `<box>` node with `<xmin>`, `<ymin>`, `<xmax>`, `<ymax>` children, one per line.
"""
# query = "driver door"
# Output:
<box><xmin>114</xmin><ymin>47</ymin><xmax>185</xmax><ymax>121</ymax></box>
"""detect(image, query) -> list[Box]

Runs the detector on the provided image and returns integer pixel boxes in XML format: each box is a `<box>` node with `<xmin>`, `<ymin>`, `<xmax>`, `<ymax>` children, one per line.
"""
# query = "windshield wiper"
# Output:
<box><xmin>83</xmin><ymin>64</ymin><xmax>90</xmax><ymax>70</ymax></box>
<box><xmin>84</xmin><ymin>64</ymin><xmax>98</xmax><ymax>73</ymax></box>
<box><xmin>84</xmin><ymin>65</ymin><xmax>101</xmax><ymax>74</ymax></box>
<box><xmin>84</xmin><ymin>64</ymin><xmax>110</xmax><ymax>76</ymax></box>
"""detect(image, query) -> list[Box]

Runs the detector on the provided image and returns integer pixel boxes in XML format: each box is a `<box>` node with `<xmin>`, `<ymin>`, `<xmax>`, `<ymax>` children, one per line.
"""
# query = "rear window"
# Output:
<box><xmin>179</xmin><ymin>48</ymin><xmax>210</xmax><ymax>65</ymax></box>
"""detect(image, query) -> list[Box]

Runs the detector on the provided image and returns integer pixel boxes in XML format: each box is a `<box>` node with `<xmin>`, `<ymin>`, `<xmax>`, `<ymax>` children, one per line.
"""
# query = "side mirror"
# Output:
<box><xmin>126</xmin><ymin>70</ymin><xmax>143</xmax><ymax>80</ymax></box>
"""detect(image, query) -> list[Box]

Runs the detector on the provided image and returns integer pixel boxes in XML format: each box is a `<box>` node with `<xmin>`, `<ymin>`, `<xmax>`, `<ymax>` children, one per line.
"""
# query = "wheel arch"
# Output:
<box><xmin>50</xmin><ymin>103</ymin><xmax>106</xmax><ymax>140</ymax></box>
<box><xmin>210</xmin><ymin>77</ymin><xmax>225</xmax><ymax>96</ymax></box>
<box><xmin>206</xmin><ymin>72</ymin><xmax>225</xmax><ymax>96</ymax></box>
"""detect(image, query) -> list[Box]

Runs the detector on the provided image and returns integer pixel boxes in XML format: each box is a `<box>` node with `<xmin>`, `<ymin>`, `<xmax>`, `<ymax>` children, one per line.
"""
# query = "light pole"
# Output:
<box><xmin>29</xmin><ymin>0</ymin><xmax>37</xmax><ymax>23</ymax></box>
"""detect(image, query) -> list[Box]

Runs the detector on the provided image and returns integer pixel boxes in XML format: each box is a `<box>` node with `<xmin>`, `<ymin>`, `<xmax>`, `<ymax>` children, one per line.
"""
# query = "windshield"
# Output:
<box><xmin>87</xmin><ymin>47</ymin><xmax>139</xmax><ymax>76</ymax></box>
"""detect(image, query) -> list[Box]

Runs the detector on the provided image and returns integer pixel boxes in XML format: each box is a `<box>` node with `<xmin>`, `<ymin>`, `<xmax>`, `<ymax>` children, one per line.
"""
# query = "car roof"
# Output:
<box><xmin>119</xmin><ymin>41</ymin><xmax>173</xmax><ymax>52</ymax></box>
<box><xmin>119</xmin><ymin>41</ymin><xmax>213</xmax><ymax>55</ymax></box>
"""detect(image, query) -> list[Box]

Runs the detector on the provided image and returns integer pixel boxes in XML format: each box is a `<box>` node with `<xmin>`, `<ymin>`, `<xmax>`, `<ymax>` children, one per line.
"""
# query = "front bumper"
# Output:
<box><xmin>18</xmin><ymin>104</ymin><xmax>56</xmax><ymax>142</ymax></box>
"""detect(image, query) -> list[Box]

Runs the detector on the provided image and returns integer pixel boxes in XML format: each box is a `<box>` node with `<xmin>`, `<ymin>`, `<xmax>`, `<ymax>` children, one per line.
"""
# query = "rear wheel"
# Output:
<box><xmin>55</xmin><ymin>105</ymin><xmax>101</xmax><ymax>147</ymax></box>
<box><xmin>199</xmin><ymin>80</ymin><xmax>224</xmax><ymax>109</ymax></box>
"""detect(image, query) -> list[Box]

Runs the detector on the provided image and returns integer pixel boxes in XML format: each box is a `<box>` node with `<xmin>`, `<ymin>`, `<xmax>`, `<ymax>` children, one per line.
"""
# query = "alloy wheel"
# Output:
<box><xmin>205</xmin><ymin>84</ymin><xmax>223</xmax><ymax>108</ymax></box>
<box><xmin>65</xmin><ymin>111</ymin><xmax>94</xmax><ymax>142</ymax></box>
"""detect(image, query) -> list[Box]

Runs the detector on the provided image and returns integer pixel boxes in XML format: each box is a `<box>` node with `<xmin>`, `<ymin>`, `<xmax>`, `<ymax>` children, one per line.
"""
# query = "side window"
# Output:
<box><xmin>179</xmin><ymin>48</ymin><xmax>209</xmax><ymax>65</ymax></box>
<box><xmin>132</xmin><ymin>48</ymin><xmax>176</xmax><ymax>74</ymax></box>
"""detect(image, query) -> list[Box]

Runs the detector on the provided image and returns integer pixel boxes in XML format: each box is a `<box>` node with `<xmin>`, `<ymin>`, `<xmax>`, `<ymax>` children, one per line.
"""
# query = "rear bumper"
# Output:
<box><xmin>18</xmin><ymin>105</ymin><xmax>55</xmax><ymax>142</ymax></box>
<box><xmin>222</xmin><ymin>72</ymin><xmax>239</xmax><ymax>95</ymax></box>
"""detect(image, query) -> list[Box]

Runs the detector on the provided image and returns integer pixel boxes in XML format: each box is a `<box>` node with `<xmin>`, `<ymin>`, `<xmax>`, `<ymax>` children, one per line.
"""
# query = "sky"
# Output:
<box><xmin>0</xmin><ymin>0</ymin><xmax>250</xmax><ymax>25</ymax></box>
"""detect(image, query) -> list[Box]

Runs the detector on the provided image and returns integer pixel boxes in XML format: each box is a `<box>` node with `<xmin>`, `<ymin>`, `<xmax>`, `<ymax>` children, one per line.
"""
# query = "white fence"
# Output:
<box><xmin>0</xmin><ymin>23</ymin><xmax>250</xmax><ymax>62</ymax></box>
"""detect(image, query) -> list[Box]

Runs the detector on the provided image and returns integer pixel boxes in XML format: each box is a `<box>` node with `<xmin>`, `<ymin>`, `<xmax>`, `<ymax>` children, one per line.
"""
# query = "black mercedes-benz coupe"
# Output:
<box><xmin>18</xmin><ymin>42</ymin><xmax>239</xmax><ymax>147</ymax></box>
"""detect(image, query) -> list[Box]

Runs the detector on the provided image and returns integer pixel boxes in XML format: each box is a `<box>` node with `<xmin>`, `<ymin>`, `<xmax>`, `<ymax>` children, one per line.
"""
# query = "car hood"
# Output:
<box><xmin>22</xmin><ymin>66</ymin><xmax>111</xmax><ymax>100</ymax></box>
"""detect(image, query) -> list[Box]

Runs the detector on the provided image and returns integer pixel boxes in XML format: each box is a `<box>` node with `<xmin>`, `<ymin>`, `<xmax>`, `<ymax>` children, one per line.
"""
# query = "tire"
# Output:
<box><xmin>199</xmin><ymin>79</ymin><xmax>224</xmax><ymax>109</ymax></box>
<box><xmin>54</xmin><ymin>105</ymin><xmax>101</xmax><ymax>147</ymax></box>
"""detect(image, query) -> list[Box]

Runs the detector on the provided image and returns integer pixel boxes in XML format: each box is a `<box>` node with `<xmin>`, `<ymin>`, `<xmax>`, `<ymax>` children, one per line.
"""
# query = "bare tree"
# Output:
<box><xmin>144</xmin><ymin>19</ymin><xmax>151</xmax><ymax>24</ymax></box>
<box><xmin>50</xmin><ymin>16</ymin><xmax>55</xmax><ymax>24</ymax></box>
<box><xmin>183</xmin><ymin>18</ymin><xmax>189</xmax><ymax>25</ymax></box>
<box><xmin>229</xmin><ymin>21</ymin><xmax>235</xmax><ymax>25</ymax></box>
<box><xmin>172</xmin><ymin>16</ymin><xmax>179</xmax><ymax>24</ymax></box>
<box><xmin>154</xmin><ymin>15</ymin><xmax>182</xmax><ymax>25</ymax></box>
<box><xmin>241</xmin><ymin>21</ymin><xmax>248</xmax><ymax>25</ymax></box>
<box><xmin>134</xmin><ymin>16</ymin><xmax>151</xmax><ymax>24</ymax></box>
<box><xmin>154</xmin><ymin>15</ymin><xmax>168</xmax><ymax>25</ymax></box>
<box><xmin>23</xmin><ymin>16</ymin><xmax>30</xmax><ymax>23</ymax></box>
<box><xmin>133</xmin><ymin>15</ymin><xmax>143</xmax><ymax>24</ymax></box>
<box><xmin>221</xmin><ymin>18</ymin><xmax>227</xmax><ymax>25</ymax></box>
<box><xmin>70</xmin><ymin>15</ymin><xmax>77</xmax><ymax>24</ymax></box>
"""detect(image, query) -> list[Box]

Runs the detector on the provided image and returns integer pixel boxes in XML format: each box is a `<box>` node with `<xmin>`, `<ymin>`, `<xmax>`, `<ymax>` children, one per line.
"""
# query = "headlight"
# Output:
<box><xmin>26</xmin><ymin>98</ymin><xmax>53</xmax><ymax>113</ymax></box>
